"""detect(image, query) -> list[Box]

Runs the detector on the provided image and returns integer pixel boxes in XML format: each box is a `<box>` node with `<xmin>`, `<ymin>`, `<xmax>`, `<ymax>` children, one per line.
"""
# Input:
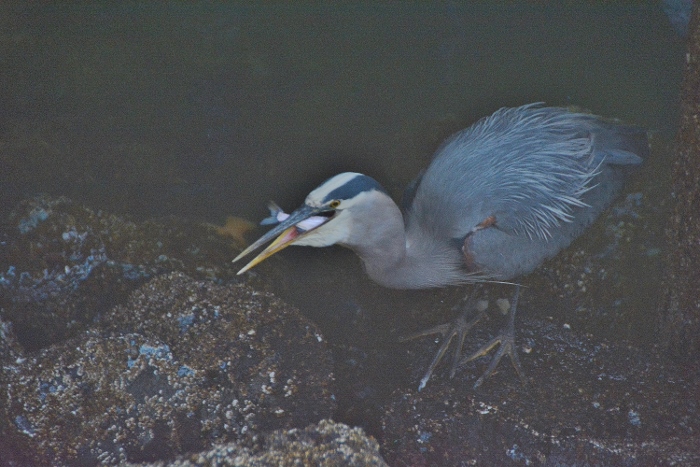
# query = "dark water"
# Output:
<box><xmin>1</xmin><ymin>3</ymin><xmax>682</xmax><ymax>219</ymax></box>
<box><xmin>0</xmin><ymin>2</ymin><xmax>686</xmax><ymax>403</ymax></box>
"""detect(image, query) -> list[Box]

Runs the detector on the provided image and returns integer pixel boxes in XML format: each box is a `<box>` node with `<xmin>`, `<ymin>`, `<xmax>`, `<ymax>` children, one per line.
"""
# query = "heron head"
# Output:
<box><xmin>233</xmin><ymin>172</ymin><xmax>388</xmax><ymax>274</ymax></box>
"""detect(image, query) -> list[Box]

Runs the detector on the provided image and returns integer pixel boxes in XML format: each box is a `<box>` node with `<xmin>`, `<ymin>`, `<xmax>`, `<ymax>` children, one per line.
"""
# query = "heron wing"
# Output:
<box><xmin>409</xmin><ymin>104</ymin><xmax>645</xmax><ymax>242</ymax></box>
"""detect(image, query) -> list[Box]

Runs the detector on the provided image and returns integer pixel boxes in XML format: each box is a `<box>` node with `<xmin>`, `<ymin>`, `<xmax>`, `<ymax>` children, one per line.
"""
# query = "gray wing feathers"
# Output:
<box><xmin>410</xmin><ymin>104</ymin><xmax>647</xmax><ymax>241</ymax></box>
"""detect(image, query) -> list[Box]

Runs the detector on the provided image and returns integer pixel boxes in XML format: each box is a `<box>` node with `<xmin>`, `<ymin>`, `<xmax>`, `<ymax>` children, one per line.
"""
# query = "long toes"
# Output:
<box><xmin>508</xmin><ymin>344</ymin><xmax>527</xmax><ymax>385</ymax></box>
<box><xmin>448</xmin><ymin>325</ymin><xmax>469</xmax><ymax>378</ymax></box>
<box><xmin>403</xmin><ymin>300</ymin><xmax>489</xmax><ymax>390</ymax></box>
<box><xmin>460</xmin><ymin>336</ymin><xmax>502</xmax><ymax>365</ymax></box>
<box><xmin>463</xmin><ymin>336</ymin><xmax>527</xmax><ymax>389</ymax></box>
<box><xmin>398</xmin><ymin>323</ymin><xmax>452</xmax><ymax>342</ymax></box>
<box><xmin>417</xmin><ymin>329</ymin><xmax>458</xmax><ymax>391</ymax></box>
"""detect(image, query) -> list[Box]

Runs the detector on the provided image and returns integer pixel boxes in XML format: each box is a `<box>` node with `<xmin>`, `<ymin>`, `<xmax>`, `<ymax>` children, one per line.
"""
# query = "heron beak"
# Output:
<box><xmin>233</xmin><ymin>205</ymin><xmax>329</xmax><ymax>274</ymax></box>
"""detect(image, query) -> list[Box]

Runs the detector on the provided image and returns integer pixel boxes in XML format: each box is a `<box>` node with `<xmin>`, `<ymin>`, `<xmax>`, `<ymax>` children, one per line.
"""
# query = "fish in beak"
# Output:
<box><xmin>232</xmin><ymin>203</ymin><xmax>334</xmax><ymax>274</ymax></box>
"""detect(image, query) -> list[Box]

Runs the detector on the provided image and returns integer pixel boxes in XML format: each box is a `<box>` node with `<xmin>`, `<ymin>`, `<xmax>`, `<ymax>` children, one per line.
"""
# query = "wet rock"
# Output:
<box><xmin>383</xmin><ymin>316</ymin><xmax>700</xmax><ymax>466</ymax></box>
<box><xmin>103</xmin><ymin>272</ymin><xmax>336</xmax><ymax>434</ymax></box>
<box><xmin>4</xmin><ymin>332</ymin><xmax>193</xmax><ymax>465</ymax></box>
<box><xmin>0</xmin><ymin>196</ymin><xmax>109</xmax><ymax>349</ymax></box>
<box><xmin>0</xmin><ymin>317</ymin><xmax>22</xmax><ymax>364</ymax></box>
<box><xmin>0</xmin><ymin>195</ymin><xmax>246</xmax><ymax>351</ymax></box>
<box><xmin>659</xmin><ymin>2</ymin><xmax>700</xmax><ymax>359</ymax></box>
<box><xmin>1</xmin><ymin>272</ymin><xmax>335</xmax><ymax>466</ymax></box>
<box><xmin>128</xmin><ymin>419</ymin><xmax>387</xmax><ymax>467</ymax></box>
<box><xmin>524</xmin><ymin>185</ymin><xmax>665</xmax><ymax>346</ymax></box>
<box><xmin>0</xmin><ymin>317</ymin><xmax>32</xmax><ymax>466</ymax></box>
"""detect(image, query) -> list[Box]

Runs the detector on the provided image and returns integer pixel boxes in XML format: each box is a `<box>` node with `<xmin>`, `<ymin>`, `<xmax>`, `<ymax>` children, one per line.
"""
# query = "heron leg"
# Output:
<box><xmin>399</xmin><ymin>297</ymin><xmax>486</xmax><ymax>391</ymax></box>
<box><xmin>459</xmin><ymin>285</ymin><xmax>527</xmax><ymax>389</ymax></box>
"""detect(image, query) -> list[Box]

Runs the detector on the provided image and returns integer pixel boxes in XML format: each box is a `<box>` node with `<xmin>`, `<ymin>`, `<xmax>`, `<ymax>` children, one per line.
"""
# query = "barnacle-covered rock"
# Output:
<box><xmin>1</xmin><ymin>273</ymin><xmax>335</xmax><ymax>466</ymax></box>
<box><xmin>0</xmin><ymin>317</ymin><xmax>22</xmax><ymax>364</ymax></box>
<box><xmin>0</xmin><ymin>196</ymin><xmax>108</xmax><ymax>348</ymax></box>
<box><xmin>103</xmin><ymin>272</ymin><xmax>336</xmax><ymax>435</ymax></box>
<box><xmin>0</xmin><ymin>317</ymin><xmax>29</xmax><ymax>465</ymax></box>
<box><xmin>129</xmin><ymin>420</ymin><xmax>387</xmax><ymax>467</ymax></box>
<box><xmin>4</xmin><ymin>332</ymin><xmax>191</xmax><ymax>464</ymax></box>
<box><xmin>385</xmin><ymin>316</ymin><xmax>700</xmax><ymax>466</ymax></box>
<box><xmin>0</xmin><ymin>195</ymin><xmax>246</xmax><ymax>350</ymax></box>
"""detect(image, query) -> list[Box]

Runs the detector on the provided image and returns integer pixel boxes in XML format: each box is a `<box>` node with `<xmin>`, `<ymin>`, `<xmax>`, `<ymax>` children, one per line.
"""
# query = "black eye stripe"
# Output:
<box><xmin>322</xmin><ymin>174</ymin><xmax>387</xmax><ymax>203</ymax></box>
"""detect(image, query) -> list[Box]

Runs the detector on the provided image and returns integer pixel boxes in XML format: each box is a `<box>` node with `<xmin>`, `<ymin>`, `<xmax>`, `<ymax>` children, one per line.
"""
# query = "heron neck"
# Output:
<box><xmin>345</xmin><ymin>198</ymin><xmax>465</xmax><ymax>289</ymax></box>
<box><xmin>351</xmin><ymin>212</ymin><xmax>409</xmax><ymax>286</ymax></box>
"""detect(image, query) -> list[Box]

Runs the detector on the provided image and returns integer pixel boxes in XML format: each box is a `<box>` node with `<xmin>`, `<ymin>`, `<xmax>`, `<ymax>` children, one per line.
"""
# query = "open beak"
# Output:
<box><xmin>233</xmin><ymin>204</ymin><xmax>331</xmax><ymax>274</ymax></box>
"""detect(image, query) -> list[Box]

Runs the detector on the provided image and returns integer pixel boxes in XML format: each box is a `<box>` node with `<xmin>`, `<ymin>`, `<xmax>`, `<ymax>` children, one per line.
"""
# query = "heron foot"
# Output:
<box><xmin>399</xmin><ymin>298</ymin><xmax>487</xmax><ymax>391</ymax></box>
<box><xmin>459</xmin><ymin>285</ymin><xmax>527</xmax><ymax>389</ymax></box>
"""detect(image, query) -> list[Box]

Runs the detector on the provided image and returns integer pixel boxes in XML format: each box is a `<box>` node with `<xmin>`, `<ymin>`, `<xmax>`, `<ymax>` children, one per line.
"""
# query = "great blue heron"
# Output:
<box><xmin>233</xmin><ymin>103</ymin><xmax>648</xmax><ymax>390</ymax></box>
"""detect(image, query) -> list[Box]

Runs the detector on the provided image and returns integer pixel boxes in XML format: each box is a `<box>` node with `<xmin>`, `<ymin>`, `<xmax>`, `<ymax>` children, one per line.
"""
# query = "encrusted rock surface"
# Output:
<box><xmin>0</xmin><ymin>195</ymin><xmax>252</xmax><ymax>350</ymax></box>
<box><xmin>384</xmin><ymin>316</ymin><xmax>700</xmax><ymax>466</ymax></box>
<box><xmin>129</xmin><ymin>419</ymin><xmax>387</xmax><ymax>467</ymax></box>
<box><xmin>104</xmin><ymin>272</ymin><xmax>336</xmax><ymax>436</ymax></box>
<box><xmin>659</xmin><ymin>0</ymin><xmax>700</xmax><ymax>359</ymax></box>
<box><xmin>1</xmin><ymin>272</ymin><xmax>335</xmax><ymax>465</ymax></box>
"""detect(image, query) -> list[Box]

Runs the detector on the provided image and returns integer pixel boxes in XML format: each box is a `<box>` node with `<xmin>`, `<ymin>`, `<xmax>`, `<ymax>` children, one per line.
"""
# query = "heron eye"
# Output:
<box><xmin>329</xmin><ymin>200</ymin><xmax>341</xmax><ymax>209</ymax></box>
